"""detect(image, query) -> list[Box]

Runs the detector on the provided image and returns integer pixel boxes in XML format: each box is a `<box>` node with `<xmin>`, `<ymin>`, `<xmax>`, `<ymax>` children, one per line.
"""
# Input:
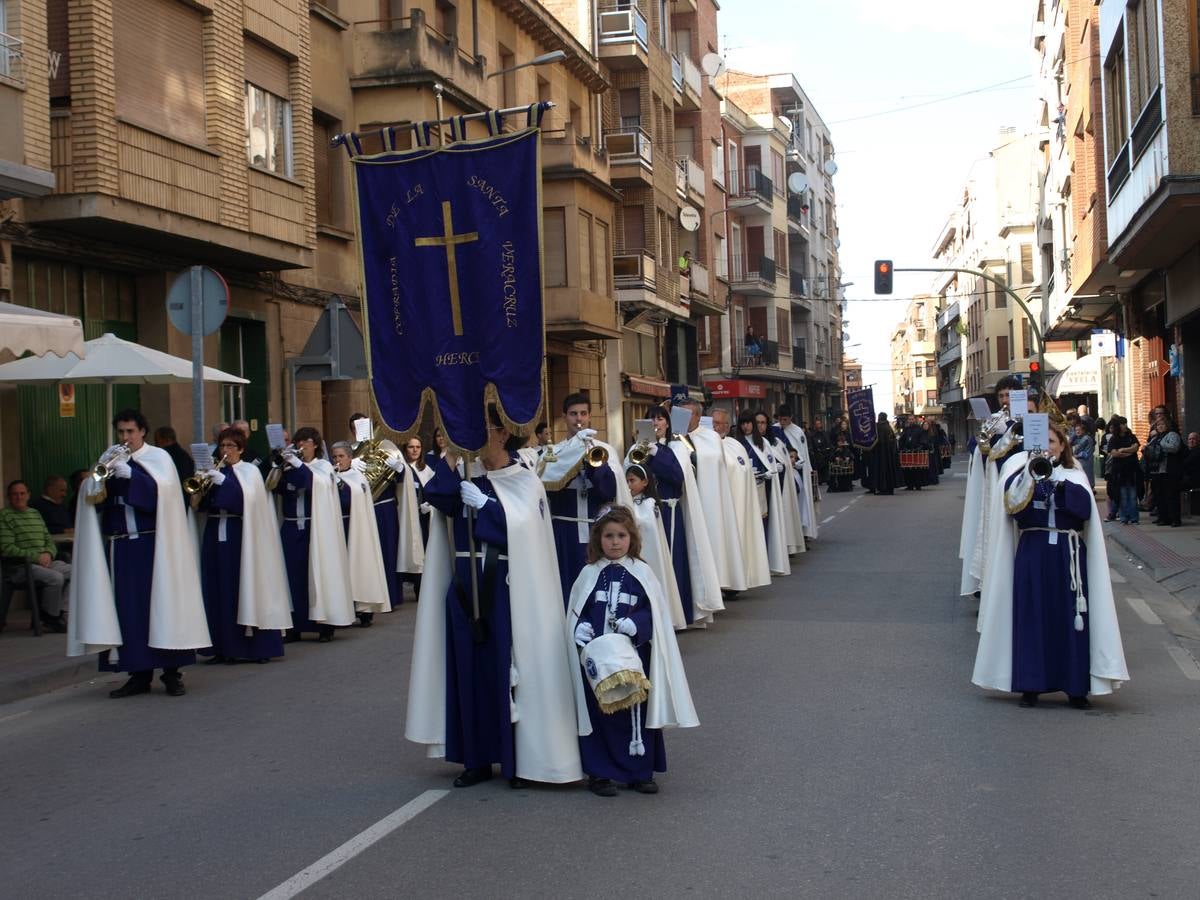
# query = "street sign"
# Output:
<box><xmin>166</xmin><ymin>266</ymin><xmax>229</xmax><ymax>337</ymax></box>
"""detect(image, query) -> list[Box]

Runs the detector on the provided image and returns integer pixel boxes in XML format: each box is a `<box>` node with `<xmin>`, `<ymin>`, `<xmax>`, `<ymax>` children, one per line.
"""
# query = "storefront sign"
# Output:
<box><xmin>58</xmin><ymin>383</ymin><xmax>75</xmax><ymax>418</ymax></box>
<box><xmin>705</xmin><ymin>379</ymin><xmax>766</xmax><ymax>399</ymax></box>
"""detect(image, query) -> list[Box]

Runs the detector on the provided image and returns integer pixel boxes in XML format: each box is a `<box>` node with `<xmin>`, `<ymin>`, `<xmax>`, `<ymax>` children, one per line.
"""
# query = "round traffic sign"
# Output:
<box><xmin>166</xmin><ymin>266</ymin><xmax>229</xmax><ymax>337</ymax></box>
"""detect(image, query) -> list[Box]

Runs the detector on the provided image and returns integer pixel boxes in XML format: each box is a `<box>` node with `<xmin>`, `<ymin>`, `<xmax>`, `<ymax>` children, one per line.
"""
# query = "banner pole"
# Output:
<box><xmin>465</xmin><ymin>451</ymin><xmax>483</xmax><ymax>641</ymax></box>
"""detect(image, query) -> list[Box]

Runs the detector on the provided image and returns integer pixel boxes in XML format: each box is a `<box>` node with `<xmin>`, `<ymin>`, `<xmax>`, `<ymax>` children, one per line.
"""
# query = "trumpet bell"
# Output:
<box><xmin>628</xmin><ymin>444</ymin><xmax>651</xmax><ymax>466</ymax></box>
<box><xmin>1029</xmin><ymin>454</ymin><xmax>1055</xmax><ymax>482</ymax></box>
<box><xmin>585</xmin><ymin>445</ymin><xmax>610</xmax><ymax>468</ymax></box>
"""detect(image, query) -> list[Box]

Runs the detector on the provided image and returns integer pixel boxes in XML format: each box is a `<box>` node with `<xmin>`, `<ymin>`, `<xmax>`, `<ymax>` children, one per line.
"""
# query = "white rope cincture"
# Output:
<box><xmin>629</xmin><ymin>704</ymin><xmax>645</xmax><ymax>757</ymax></box>
<box><xmin>1067</xmin><ymin>529</ymin><xmax>1087</xmax><ymax>631</ymax></box>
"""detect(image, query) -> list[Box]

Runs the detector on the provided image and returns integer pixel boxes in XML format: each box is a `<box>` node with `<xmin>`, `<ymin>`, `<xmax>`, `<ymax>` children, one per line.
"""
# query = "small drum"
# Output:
<box><xmin>829</xmin><ymin>460</ymin><xmax>854</xmax><ymax>476</ymax></box>
<box><xmin>940</xmin><ymin>445</ymin><xmax>952</xmax><ymax>459</ymax></box>
<box><xmin>900</xmin><ymin>450</ymin><xmax>929</xmax><ymax>469</ymax></box>
<box><xmin>581</xmin><ymin>632</ymin><xmax>651</xmax><ymax>714</ymax></box>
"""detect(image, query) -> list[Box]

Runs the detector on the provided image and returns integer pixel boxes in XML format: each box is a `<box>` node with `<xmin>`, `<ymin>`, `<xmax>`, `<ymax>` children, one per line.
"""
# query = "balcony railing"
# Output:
<box><xmin>599</xmin><ymin>4</ymin><xmax>649</xmax><ymax>51</ymax></box>
<box><xmin>614</xmin><ymin>250</ymin><xmax>657</xmax><ymax>290</ymax></box>
<box><xmin>688</xmin><ymin>260</ymin><xmax>710</xmax><ymax>298</ymax></box>
<box><xmin>789</xmin><ymin>270</ymin><xmax>808</xmax><ymax>297</ymax></box>
<box><xmin>671</xmin><ymin>55</ymin><xmax>683</xmax><ymax>92</ymax></box>
<box><xmin>793</xmin><ymin>341</ymin><xmax>807</xmax><ymax>370</ymax></box>
<box><xmin>730</xmin><ymin>253</ymin><xmax>776</xmax><ymax>285</ymax></box>
<box><xmin>678</xmin><ymin>156</ymin><xmax>704</xmax><ymax>196</ymax></box>
<box><xmin>606</xmin><ymin>127</ymin><xmax>652</xmax><ymax>167</ymax></box>
<box><xmin>787</xmin><ymin>195</ymin><xmax>807</xmax><ymax>223</ymax></box>
<box><xmin>1107</xmin><ymin>140</ymin><xmax>1131</xmax><ymax>197</ymax></box>
<box><xmin>1131</xmin><ymin>85</ymin><xmax>1163</xmax><ymax>161</ymax></box>
<box><xmin>734</xmin><ymin>168</ymin><xmax>773</xmax><ymax>206</ymax></box>
<box><xmin>735</xmin><ymin>339</ymin><xmax>779</xmax><ymax>368</ymax></box>
<box><xmin>681</xmin><ymin>55</ymin><xmax>702</xmax><ymax>96</ymax></box>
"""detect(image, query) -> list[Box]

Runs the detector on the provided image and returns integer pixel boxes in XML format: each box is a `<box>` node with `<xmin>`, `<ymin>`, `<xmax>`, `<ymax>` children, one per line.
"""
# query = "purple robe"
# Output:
<box><xmin>646</xmin><ymin>444</ymin><xmax>695</xmax><ymax>624</ymax></box>
<box><xmin>547</xmin><ymin>463</ymin><xmax>616</xmax><ymax>605</ymax></box>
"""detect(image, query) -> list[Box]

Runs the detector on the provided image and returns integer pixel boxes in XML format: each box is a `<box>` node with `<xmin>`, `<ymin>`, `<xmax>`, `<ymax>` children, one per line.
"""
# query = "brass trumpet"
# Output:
<box><xmin>584</xmin><ymin>437</ymin><xmax>609</xmax><ymax>468</ymax></box>
<box><xmin>628</xmin><ymin>440</ymin><xmax>653</xmax><ymax>465</ymax></box>
<box><xmin>1027</xmin><ymin>450</ymin><xmax>1055</xmax><ymax>482</ymax></box>
<box><xmin>184</xmin><ymin>454</ymin><xmax>228</xmax><ymax>498</ymax></box>
<box><xmin>90</xmin><ymin>442</ymin><xmax>132</xmax><ymax>483</ymax></box>
<box><xmin>264</xmin><ymin>446</ymin><xmax>296</xmax><ymax>492</ymax></box>
<box><xmin>977</xmin><ymin>405</ymin><xmax>1009</xmax><ymax>443</ymax></box>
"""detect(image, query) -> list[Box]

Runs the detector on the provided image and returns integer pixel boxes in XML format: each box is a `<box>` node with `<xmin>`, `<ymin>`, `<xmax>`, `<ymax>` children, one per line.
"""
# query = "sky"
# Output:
<box><xmin>717</xmin><ymin>0</ymin><xmax>1038</xmax><ymax>408</ymax></box>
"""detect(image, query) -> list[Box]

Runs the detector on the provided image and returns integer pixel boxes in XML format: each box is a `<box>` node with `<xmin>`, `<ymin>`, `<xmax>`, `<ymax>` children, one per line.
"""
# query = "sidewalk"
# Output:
<box><xmin>0</xmin><ymin>611</ymin><xmax>99</xmax><ymax>705</ymax></box>
<box><xmin>1103</xmin><ymin>514</ymin><xmax>1200</xmax><ymax>620</ymax></box>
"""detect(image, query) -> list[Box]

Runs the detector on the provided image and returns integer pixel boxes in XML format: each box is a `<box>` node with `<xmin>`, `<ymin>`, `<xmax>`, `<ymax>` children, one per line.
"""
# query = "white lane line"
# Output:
<box><xmin>837</xmin><ymin>505</ymin><xmax>850</xmax><ymax>513</ymax></box>
<box><xmin>1109</xmin><ymin>568</ymin><xmax>1127</xmax><ymax>584</ymax></box>
<box><xmin>1125</xmin><ymin>597</ymin><xmax>1162</xmax><ymax>626</ymax></box>
<box><xmin>257</xmin><ymin>789</ymin><xmax>450</xmax><ymax>900</ymax></box>
<box><xmin>821</xmin><ymin>515</ymin><xmax>835</xmax><ymax>525</ymax></box>
<box><xmin>1164</xmin><ymin>644</ymin><xmax>1200</xmax><ymax>681</ymax></box>
<box><xmin>0</xmin><ymin>710</ymin><xmax>31</xmax><ymax>725</ymax></box>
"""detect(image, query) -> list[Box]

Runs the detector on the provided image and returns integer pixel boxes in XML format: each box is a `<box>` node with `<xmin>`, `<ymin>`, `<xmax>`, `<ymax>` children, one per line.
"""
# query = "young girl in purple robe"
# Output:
<box><xmin>570</xmin><ymin>506</ymin><xmax>664</xmax><ymax>797</ymax></box>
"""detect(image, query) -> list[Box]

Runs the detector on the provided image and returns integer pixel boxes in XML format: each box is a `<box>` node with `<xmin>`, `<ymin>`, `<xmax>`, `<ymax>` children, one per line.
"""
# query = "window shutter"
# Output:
<box><xmin>244</xmin><ymin>38</ymin><xmax>290</xmax><ymax>99</ymax></box>
<box><xmin>314</xmin><ymin>116</ymin><xmax>333</xmax><ymax>225</ymax></box>
<box><xmin>113</xmin><ymin>0</ymin><xmax>206</xmax><ymax>144</ymax></box>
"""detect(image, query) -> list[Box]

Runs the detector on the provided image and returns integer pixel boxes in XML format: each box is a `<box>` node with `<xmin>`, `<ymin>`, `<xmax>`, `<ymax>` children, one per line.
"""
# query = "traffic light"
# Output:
<box><xmin>1028</xmin><ymin>359</ymin><xmax>1041</xmax><ymax>388</ymax></box>
<box><xmin>874</xmin><ymin>260</ymin><xmax>893</xmax><ymax>294</ymax></box>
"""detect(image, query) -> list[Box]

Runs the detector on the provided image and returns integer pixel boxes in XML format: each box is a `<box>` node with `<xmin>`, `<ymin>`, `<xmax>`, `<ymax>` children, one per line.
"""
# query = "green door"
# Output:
<box><xmin>219</xmin><ymin>318</ymin><xmax>270</xmax><ymax>459</ymax></box>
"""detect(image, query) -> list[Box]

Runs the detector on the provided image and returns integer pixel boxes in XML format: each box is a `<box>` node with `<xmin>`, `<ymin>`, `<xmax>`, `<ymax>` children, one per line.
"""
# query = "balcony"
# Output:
<box><xmin>541</xmin><ymin>122</ymin><xmax>608</xmax><ymax>184</ymax></box>
<box><xmin>679</xmin><ymin>55</ymin><xmax>702</xmax><ymax>110</ymax></box>
<box><xmin>683</xmin><ymin>260</ymin><xmax>723</xmax><ymax>315</ymax></box>
<box><xmin>792</xmin><ymin>341</ymin><xmax>808</xmax><ymax>371</ymax></box>
<box><xmin>350</xmin><ymin>11</ymin><xmax>485</xmax><ymax>101</ymax></box>
<box><xmin>734</xmin><ymin>339</ymin><xmax>780</xmax><ymax>370</ymax></box>
<box><xmin>788</xmin><ymin>270</ymin><xmax>810</xmax><ymax>299</ymax></box>
<box><xmin>599</xmin><ymin>4</ymin><xmax>649</xmax><ymax>69</ymax></box>
<box><xmin>732</xmin><ymin>168</ymin><xmax>773</xmax><ymax>214</ymax></box>
<box><xmin>606</xmin><ymin>127</ymin><xmax>653</xmax><ymax>187</ymax></box>
<box><xmin>937</xmin><ymin>341</ymin><xmax>962</xmax><ymax>368</ymax></box>
<box><xmin>677</xmin><ymin>156</ymin><xmax>705</xmax><ymax>204</ymax></box>
<box><xmin>730</xmin><ymin>254</ymin><xmax>776</xmax><ymax>296</ymax></box>
<box><xmin>787</xmin><ymin>195</ymin><xmax>808</xmax><ymax>235</ymax></box>
<box><xmin>671</xmin><ymin>55</ymin><xmax>683</xmax><ymax>98</ymax></box>
<box><xmin>546</xmin><ymin>284</ymin><xmax>621</xmax><ymax>341</ymax></box>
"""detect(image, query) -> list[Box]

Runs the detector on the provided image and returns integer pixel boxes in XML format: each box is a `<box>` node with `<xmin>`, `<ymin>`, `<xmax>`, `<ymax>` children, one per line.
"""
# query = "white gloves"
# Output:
<box><xmin>110</xmin><ymin>460</ymin><xmax>132</xmax><ymax>480</ymax></box>
<box><xmin>285</xmin><ymin>453</ymin><xmax>304</xmax><ymax>469</ymax></box>
<box><xmin>574</xmin><ymin>621</ymin><xmax>595</xmax><ymax>646</ymax></box>
<box><xmin>576</xmin><ymin>428</ymin><xmax>598</xmax><ymax>442</ymax></box>
<box><xmin>208</xmin><ymin>470</ymin><xmax>226</xmax><ymax>486</ymax></box>
<box><xmin>460</xmin><ymin>481</ymin><xmax>489</xmax><ymax>509</ymax></box>
<box><xmin>1049</xmin><ymin>464</ymin><xmax>1068</xmax><ymax>484</ymax></box>
<box><xmin>615</xmin><ymin>617</ymin><xmax>637</xmax><ymax>638</ymax></box>
<box><xmin>419</xmin><ymin>502</ymin><xmax>432</xmax><ymax>515</ymax></box>
<box><xmin>648</xmin><ymin>443</ymin><xmax>659</xmax><ymax>456</ymax></box>
<box><xmin>385</xmin><ymin>456</ymin><xmax>406</xmax><ymax>472</ymax></box>
<box><xmin>351</xmin><ymin>458</ymin><xmax>367</xmax><ymax>474</ymax></box>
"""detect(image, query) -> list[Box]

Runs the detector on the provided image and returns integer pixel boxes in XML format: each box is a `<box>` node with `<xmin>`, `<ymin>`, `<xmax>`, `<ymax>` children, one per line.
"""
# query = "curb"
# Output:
<box><xmin>1104</xmin><ymin>524</ymin><xmax>1200</xmax><ymax>622</ymax></box>
<box><xmin>0</xmin><ymin>653</ymin><xmax>98</xmax><ymax>707</ymax></box>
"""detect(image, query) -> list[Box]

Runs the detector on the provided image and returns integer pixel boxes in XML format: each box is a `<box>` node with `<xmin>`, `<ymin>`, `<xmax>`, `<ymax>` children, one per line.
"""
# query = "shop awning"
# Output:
<box><xmin>626</xmin><ymin>375</ymin><xmax>671</xmax><ymax>398</ymax></box>
<box><xmin>0</xmin><ymin>302</ymin><xmax>86</xmax><ymax>361</ymax></box>
<box><xmin>1046</xmin><ymin>353</ymin><xmax>1100</xmax><ymax>397</ymax></box>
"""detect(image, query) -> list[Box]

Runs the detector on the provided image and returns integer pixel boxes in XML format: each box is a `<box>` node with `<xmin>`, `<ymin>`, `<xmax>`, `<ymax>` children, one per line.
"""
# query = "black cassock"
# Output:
<box><xmin>867</xmin><ymin>423</ymin><xmax>900</xmax><ymax>495</ymax></box>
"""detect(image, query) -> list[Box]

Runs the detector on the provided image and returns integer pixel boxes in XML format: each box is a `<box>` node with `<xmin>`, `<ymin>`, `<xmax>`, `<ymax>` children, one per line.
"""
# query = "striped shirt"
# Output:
<box><xmin>0</xmin><ymin>507</ymin><xmax>56</xmax><ymax>561</ymax></box>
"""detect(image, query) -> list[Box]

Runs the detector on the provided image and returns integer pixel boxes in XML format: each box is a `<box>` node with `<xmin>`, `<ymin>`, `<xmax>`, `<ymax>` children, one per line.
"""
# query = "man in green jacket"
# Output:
<box><xmin>1</xmin><ymin>480</ymin><xmax>71</xmax><ymax>632</ymax></box>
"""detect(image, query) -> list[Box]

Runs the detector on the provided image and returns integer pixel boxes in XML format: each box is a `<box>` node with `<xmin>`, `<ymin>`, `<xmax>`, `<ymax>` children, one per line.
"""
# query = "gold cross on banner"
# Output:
<box><xmin>414</xmin><ymin>200</ymin><xmax>479</xmax><ymax>336</ymax></box>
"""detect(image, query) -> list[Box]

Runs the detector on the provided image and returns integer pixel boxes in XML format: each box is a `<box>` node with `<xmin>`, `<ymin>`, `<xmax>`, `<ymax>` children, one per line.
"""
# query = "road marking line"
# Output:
<box><xmin>821</xmin><ymin>515</ymin><xmax>835</xmax><ymax>525</ymax></box>
<box><xmin>837</xmin><ymin>505</ymin><xmax>850</xmax><ymax>513</ymax></box>
<box><xmin>257</xmin><ymin>789</ymin><xmax>450</xmax><ymax>900</ymax></box>
<box><xmin>1109</xmin><ymin>568</ymin><xmax>1127</xmax><ymax>583</ymax></box>
<box><xmin>0</xmin><ymin>710</ymin><xmax>31</xmax><ymax>725</ymax></box>
<box><xmin>1125</xmin><ymin>597</ymin><xmax>1162</xmax><ymax>625</ymax></box>
<box><xmin>1164</xmin><ymin>644</ymin><xmax>1200</xmax><ymax>681</ymax></box>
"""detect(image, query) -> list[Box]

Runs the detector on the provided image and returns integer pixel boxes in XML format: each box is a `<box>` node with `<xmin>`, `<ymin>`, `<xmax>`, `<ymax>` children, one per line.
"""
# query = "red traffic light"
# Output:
<box><xmin>873</xmin><ymin>259</ymin><xmax>893</xmax><ymax>294</ymax></box>
<box><xmin>877</xmin><ymin>261</ymin><xmax>890</xmax><ymax>274</ymax></box>
<box><xmin>1029</xmin><ymin>360</ymin><xmax>1040</xmax><ymax>373</ymax></box>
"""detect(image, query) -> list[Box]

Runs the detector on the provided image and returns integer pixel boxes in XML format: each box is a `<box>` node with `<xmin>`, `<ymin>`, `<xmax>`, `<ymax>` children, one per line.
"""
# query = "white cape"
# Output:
<box><xmin>630</xmin><ymin>495</ymin><xmax>687</xmax><ymax>630</ymax></box>
<box><xmin>742</xmin><ymin>438</ymin><xmax>791</xmax><ymax>576</ymax></box>
<box><xmin>771</xmin><ymin>436</ymin><xmax>805</xmax><ymax>555</ymax></box>
<box><xmin>721</xmin><ymin>436</ymin><xmax>771</xmax><ymax>589</ymax></box>
<box><xmin>337</xmin><ymin>466</ymin><xmax>391</xmax><ymax>613</ymax></box>
<box><xmin>780</xmin><ymin>422</ymin><xmax>818</xmax><ymax>539</ymax></box>
<box><xmin>306</xmin><ymin>459</ymin><xmax>356</xmax><ymax>626</ymax></box>
<box><xmin>663</xmin><ymin>441</ymin><xmax>724</xmax><ymax>618</ymax></box>
<box><xmin>405</xmin><ymin>462</ymin><xmax>586</xmax><ymax>783</ymax></box>
<box><xmin>972</xmin><ymin>453</ymin><xmax>1129</xmax><ymax>695</ymax></box>
<box><xmin>565</xmin><ymin>556</ymin><xmax>699</xmax><ymax>731</ymax></box>
<box><xmin>689</xmin><ymin>426</ymin><xmax>748</xmax><ymax>592</ymax></box>
<box><xmin>231</xmin><ymin>461</ymin><xmax>293</xmax><ymax>630</ymax></box>
<box><xmin>958</xmin><ymin>446</ymin><xmax>984</xmax><ymax>596</ymax></box>
<box><xmin>67</xmin><ymin>444</ymin><xmax>210</xmax><ymax>657</ymax></box>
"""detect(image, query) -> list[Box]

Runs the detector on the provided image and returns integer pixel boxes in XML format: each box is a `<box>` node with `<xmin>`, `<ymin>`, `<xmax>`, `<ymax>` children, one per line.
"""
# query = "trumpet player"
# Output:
<box><xmin>273</xmin><ymin>427</ymin><xmax>355</xmax><ymax>642</ymax></box>
<box><xmin>331</xmin><ymin>441</ymin><xmax>390</xmax><ymax>627</ymax></box>
<box><xmin>69</xmin><ymin>409</ymin><xmax>210</xmax><ymax>698</ymax></box>
<box><xmin>537</xmin><ymin>393</ymin><xmax>629</xmax><ymax>604</ymax></box>
<box><xmin>973</xmin><ymin>415</ymin><xmax>1128</xmax><ymax>710</ymax></box>
<box><xmin>197</xmin><ymin>427</ymin><xmax>291</xmax><ymax>665</ymax></box>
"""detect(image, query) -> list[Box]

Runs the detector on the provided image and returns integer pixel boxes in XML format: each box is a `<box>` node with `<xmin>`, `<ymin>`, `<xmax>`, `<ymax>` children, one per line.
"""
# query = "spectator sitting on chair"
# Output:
<box><xmin>32</xmin><ymin>475</ymin><xmax>73</xmax><ymax>536</ymax></box>
<box><xmin>0</xmin><ymin>480</ymin><xmax>71</xmax><ymax>632</ymax></box>
<box><xmin>155</xmin><ymin>426</ymin><xmax>196</xmax><ymax>485</ymax></box>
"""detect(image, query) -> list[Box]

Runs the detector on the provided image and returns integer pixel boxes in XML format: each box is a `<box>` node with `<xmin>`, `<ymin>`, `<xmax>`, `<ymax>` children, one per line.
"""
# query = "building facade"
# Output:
<box><xmin>889</xmin><ymin>294</ymin><xmax>941</xmax><ymax>418</ymax></box>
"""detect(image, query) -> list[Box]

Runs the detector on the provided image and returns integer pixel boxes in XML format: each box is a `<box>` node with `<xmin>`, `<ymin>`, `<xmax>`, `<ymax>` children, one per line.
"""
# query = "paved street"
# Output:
<box><xmin>2</xmin><ymin>475</ymin><xmax>1199</xmax><ymax>899</ymax></box>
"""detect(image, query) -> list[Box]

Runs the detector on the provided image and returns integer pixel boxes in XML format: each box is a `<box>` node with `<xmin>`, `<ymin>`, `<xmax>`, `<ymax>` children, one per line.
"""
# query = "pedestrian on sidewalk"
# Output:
<box><xmin>1105</xmin><ymin>417</ymin><xmax>1140</xmax><ymax>524</ymax></box>
<box><xmin>973</xmin><ymin>416</ymin><xmax>1129</xmax><ymax>709</ymax></box>
<box><xmin>1146</xmin><ymin>412</ymin><xmax>1183</xmax><ymax>527</ymax></box>
<box><xmin>1071</xmin><ymin>421</ymin><xmax>1095</xmax><ymax>488</ymax></box>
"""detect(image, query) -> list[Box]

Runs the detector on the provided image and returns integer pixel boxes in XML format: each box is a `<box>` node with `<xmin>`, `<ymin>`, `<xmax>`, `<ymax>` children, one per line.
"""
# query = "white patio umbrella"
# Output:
<box><xmin>0</xmin><ymin>331</ymin><xmax>249</xmax><ymax>441</ymax></box>
<box><xmin>0</xmin><ymin>302</ymin><xmax>87</xmax><ymax>360</ymax></box>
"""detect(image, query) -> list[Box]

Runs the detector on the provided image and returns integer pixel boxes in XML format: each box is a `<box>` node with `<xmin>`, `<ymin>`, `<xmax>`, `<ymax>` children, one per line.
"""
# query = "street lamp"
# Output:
<box><xmin>487</xmin><ymin>50</ymin><xmax>567</xmax><ymax>79</ymax></box>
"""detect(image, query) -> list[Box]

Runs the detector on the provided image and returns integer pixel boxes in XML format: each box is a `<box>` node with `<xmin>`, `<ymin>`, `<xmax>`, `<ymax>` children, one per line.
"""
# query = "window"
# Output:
<box><xmin>993</xmin><ymin>270</ymin><xmax>1007</xmax><ymax>307</ymax></box>
<box><xmin>313</xmin><ymin>112</ymin><xmax>343</xmax><ymax>227</ymax></box>
<box><xmin>727</xmin><ymin>142</ymin><xmax>739</xmax><ymax>194</ymax></box>
<box><xmin>245</xmin><ymin>40</ymin><xmax>293</xmax><ymax>175</ymax></box>
<box><xmin>927</xmin><ymin>391</ymin><xmax>939</xmax><ymax>407</ymax></box>
<box><xmin>622</xmin><ymin>204</ymin><xmax>645</xmax><ymax>251</ymax></box>
<box><xmin>714</xmin><ymin>234</ymin><xmax>727</xmax><ymax>280</ymax></box>
<box><xmin>657</xmin><ymin>0</ymin><xmax>668</xmax><ymax>48</ymax></box>
<box><xmin>1022</xmin><ymin>319</ymin><xmax>1032</xmax><ymax>358</ymax></box>
<box><xmin>434</xmin><ymin>0</ymin><xmax>457</xmax><ymax>42</ymax></box>
<box><xmin>773</xmin><ymin>229</ymin><xmax>788</xmax><ymax>272</ymax></box>
<box><xmin>997</xmin><ymin>335</ymin><xmax>1009</xmax><ymax>367</ymax></box>
<box><xmin>712</xmin><ymin>140</ymin><xmax>724</xmax><ymax>187</ymax></box>
<box><xmin>0</xmin><ymin>0</ymin><xmax>10</xmax><ymax>78</ymax></box>
<box><xmin>619</xmin><ymin>89</ymin><xmax>640</xmax><ymax>129</ymax></box>
<box><xmin>594</xmin><ymin>221</ymin><xmax>610</xmax><ymax>296</ymax></box>
<box><xmin>578</xmin><ymin>212</ymin><xmax>593</xmax><ymax>292</ymax></box>
<box><xmin>1104</xmin><ymin>31</ymin><xmax>1129</xmax><ymax>158</ymax></box>
<box><xmin>114</xmin><ymin>0</ymin><xmax>206</xmax><ymax>144</ymax></box>
<box><xmin>1129</xmin><ymin>0</ymin><xmax>1160</xmax><ymax>112</ymax></box>
<box><xmin>544</xmin><ymin>208</ymin><xmax>567</xmax><ymax>287</ymax></box>
<box><xmin>499</xmin><ymin>47</ymin><xmax>515</xmax><ymax>108</ymax></box>
<box><xmin>776</xmin><ymin>309</ymin><xmax>791</xmax><ymax>347</ymax></box>
<box><xmin>1020</xmin><ymin>244</ymin><xmax>1034</xmax><ymax>284</ymax></box>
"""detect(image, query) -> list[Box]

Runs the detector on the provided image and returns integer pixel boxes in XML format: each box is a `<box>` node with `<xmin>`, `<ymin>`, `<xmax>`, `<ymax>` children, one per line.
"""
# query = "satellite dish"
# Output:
<box><xmin>679</xmin><ymin>206</ymin><xmax>701</xmax><ymax>232</ymax></box>
<box><xmin>834</xmin><ymin>237</ymin><xmax>841</xmax><ymax>250</ymax></box>
<box><xmin>701</xmin><ymin>53</ymin><xmax>726</xmax><ymax>78</ymax></box>
<box><xmin>823</xmin><ymin>158</ymin><xmax>839</xmax><ymax>177</ymax></box>
<box><xmin>786</xmin><ymin>172</ymin><xmax>809</xmax><ymax>195</ymax></box>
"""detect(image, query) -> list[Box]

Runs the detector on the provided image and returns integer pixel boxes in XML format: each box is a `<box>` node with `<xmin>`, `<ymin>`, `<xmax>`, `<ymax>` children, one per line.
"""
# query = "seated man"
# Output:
<box><xmin>0</xmin><ymin>480</ymin><xmax>71</xmax><ymax>632</ymax></box>
<box><xmin>31</xmin><ymin>474</ymin><xmax>73</xmax><ymax>536</ymax></box>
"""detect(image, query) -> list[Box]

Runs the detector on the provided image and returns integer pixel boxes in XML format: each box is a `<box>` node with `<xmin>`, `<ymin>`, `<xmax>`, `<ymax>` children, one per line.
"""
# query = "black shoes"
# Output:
<box><xmin>40</xmin><ymin>613</ymin><xmax>67</xmax><ymax>633</ymax></box>
<box><xmin>1018</xmin><ymin>692</ymin><xmax>1039</xmax><ymax>708</ymax></box>
<box><xmin>453</xmin><ymin>766</ymin><xmax>493</xmax><ymax>788</ymax></box>
<box><xmin>317</xmin><ymin>626</ymin><xmax>335</xmax><ymax>643</ymax></box>
<box><xmin>109</xmin><ymin>677</ymin><xmax>151</xmax><ymax>699</ymax></box>
<box><xmin>1068</xmin><ymin>696</ymin><xmax>1092</xmax><ymax>710</ymax></box>
<box><xmin>358</xmin><ymin>613</ymin><xmax>374</xmax><ymax>627</ymax></box>
<box><xmin>161</xmin><ymin>672</ymin><xmax>186</xmax><ymax>696</ymax></box>
<box><xmin>588</xmin><ymin>777</ymin><xmax>617</xmax><ymax>797</ymax></box>
<box><xmin>630</xmin><ymin>779</ymin><xmax>659</xmax><ymax>794</ymax></box>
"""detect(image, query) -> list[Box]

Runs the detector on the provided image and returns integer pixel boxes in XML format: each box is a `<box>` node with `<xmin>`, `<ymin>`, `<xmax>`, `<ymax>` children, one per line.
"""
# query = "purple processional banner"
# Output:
<box><xmin>847</xmin><ymin>387</ymin><xmax>878</xmax><ymax>450</ymax></box>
